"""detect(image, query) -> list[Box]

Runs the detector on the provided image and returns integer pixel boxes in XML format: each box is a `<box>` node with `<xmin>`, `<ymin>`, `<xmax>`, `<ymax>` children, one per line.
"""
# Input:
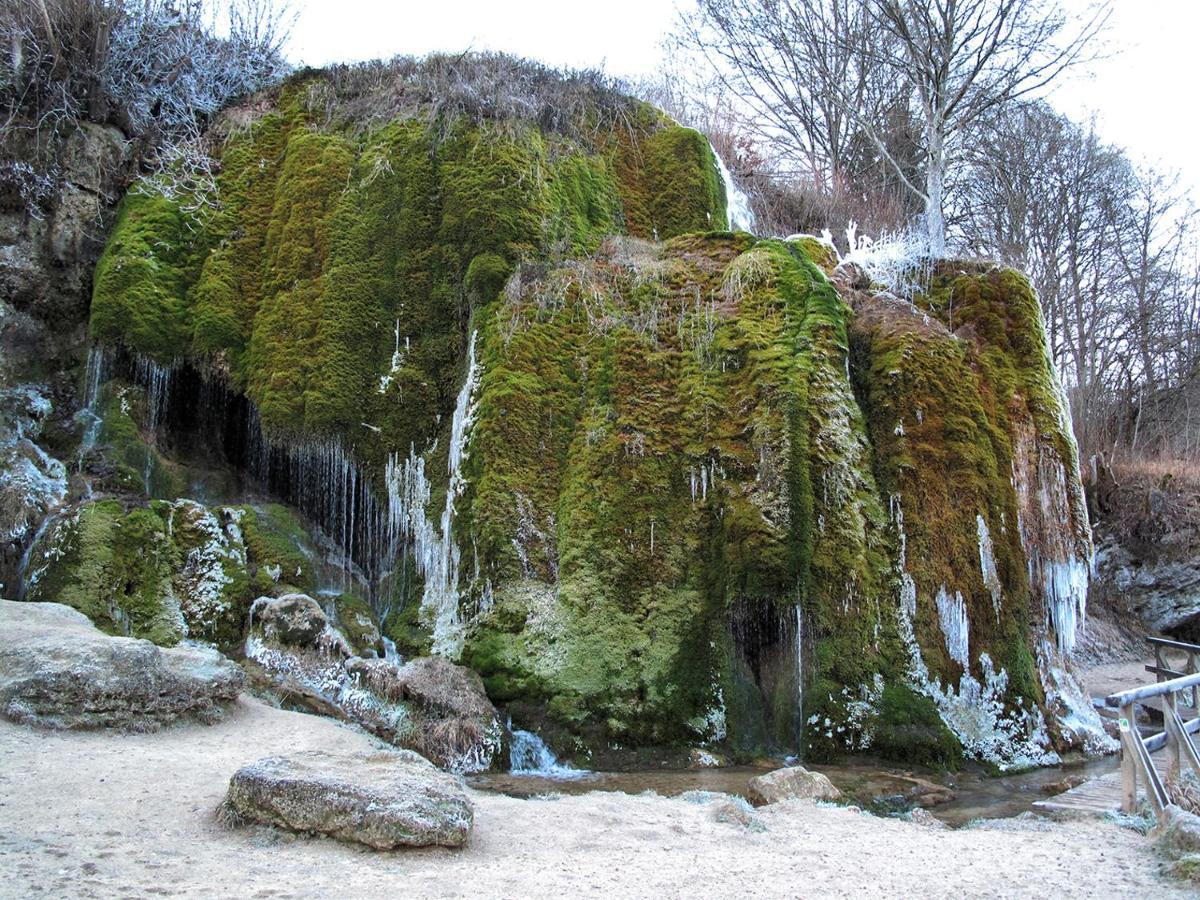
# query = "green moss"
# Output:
<box><xmin>237</xmin><ymin>503</ymin><xmax>318</xmax><ymax>594</ymax></box>
<box><xmin>871</xmin><ymin>682</ymin><xmax>963</xmax><ymax>769</ymax></box>
<box><xmin>25</xmin><ymin>500</ymin><xmax>183</xmax><ymax>645</ymax></box>
<box><xmin>333</xmin><ymin>591</ymin><xmax>381</xmax><ymax>655</ymax></box>
<box><xmin>617</xmin><ymin>125</ymin><xmax>726</xmax><ymax>239</ymax></box>
<box><xmin>90</xmin><ymin>191</ymin><xmax>209</xmax><ymax>363</ymax></box>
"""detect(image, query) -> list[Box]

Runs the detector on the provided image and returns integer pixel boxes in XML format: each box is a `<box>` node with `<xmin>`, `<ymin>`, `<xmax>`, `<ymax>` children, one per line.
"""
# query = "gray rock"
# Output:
<box><xmin>0</xmin><ymin>599</ymin><xmax>243</xmax><ymax>729</ymax></box>
<box><xmin>747</xmin><ymin>765</ymin><xmax>842</xmax><ymax>806</ymax></box>
<box><xmin>246</xmin><ymin>601</ymin><xmax>501</xmax><ymax>773</ymax></box>
<box><xmin>1095</xmin><ymin>539</ymin><xmax>1200</xmax><ymax>633</ymax></box>
<box><xmin>1155</xmin><ymin>804</ymin><xmax>1200</xmax><ymax>859</ymax></box>
<box><xmin>905</xmin><ymin>807</ymin><xmax>949</xmax><ymax>829</ymax></box>
<box><xmin>223</xmin><ymin>749</ymin><xmax>473</xmax><ymax>849</ymax></box>
<box><xmin>250</xmin><ymin>594</ymin><xmax>339</xmax><ymax>649</ymax></box>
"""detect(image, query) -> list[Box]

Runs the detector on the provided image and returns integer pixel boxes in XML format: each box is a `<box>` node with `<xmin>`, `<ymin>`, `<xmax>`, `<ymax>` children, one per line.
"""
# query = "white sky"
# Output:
<box><xmin>287</xmin><ymin>0</ymin><xmax>1200</xmax><ymax>195</ymax></box>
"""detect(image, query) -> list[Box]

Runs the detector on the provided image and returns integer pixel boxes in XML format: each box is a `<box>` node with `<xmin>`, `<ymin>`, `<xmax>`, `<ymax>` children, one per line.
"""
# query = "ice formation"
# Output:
<box><xmin>976</xmin><ymin>514</ymin><xmax>1003</xmax><ymax>622</ymax></box>
<box><xmin>385</xmin><ymin>331</ymin><xmax>481</xmax><ymax>658</ymax></box>
<box><xmin>935</xmin><ymin>585</ymin><xmax>970</xmax><ymax>669</ymax></box>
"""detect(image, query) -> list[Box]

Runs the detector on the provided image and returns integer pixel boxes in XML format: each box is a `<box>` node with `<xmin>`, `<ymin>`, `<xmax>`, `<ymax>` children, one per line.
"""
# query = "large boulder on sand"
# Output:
<box><xmin>223</xmin><ymin>749</ymin><xmax>473</xmax><ymax>849</ymax></box>
<box><xmin>0</xmin><ymin>599</ymin><xmax>242</xmax><ymax>729</ymax></box>
<box><xmin>747</xmin><ymin>765</ymin><xmax>842</xmax><ymax>806</ymax></box>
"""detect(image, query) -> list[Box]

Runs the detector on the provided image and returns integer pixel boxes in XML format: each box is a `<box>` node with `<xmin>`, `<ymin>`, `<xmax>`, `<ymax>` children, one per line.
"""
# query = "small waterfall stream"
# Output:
<box><xmin>711</xmin><ymin>144</ymin><xmax>756</xmax><ymax>233</ymax></box>
<box><xmin>508</xmin><ymin>723</ymin><xmax>585</xmax><ymax>778</ymax></box>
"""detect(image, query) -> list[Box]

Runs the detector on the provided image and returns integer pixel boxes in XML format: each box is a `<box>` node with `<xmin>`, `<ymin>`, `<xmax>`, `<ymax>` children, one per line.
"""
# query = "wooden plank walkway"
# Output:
<box><xmin>1033</xmin><ymin>747</ymin><xmax>1171</xmax><ymax>816</ymax></box>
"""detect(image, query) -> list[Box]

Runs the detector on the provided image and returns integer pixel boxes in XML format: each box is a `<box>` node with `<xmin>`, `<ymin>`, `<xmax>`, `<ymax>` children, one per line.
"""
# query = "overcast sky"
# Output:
<box><xmin>287</xmin><ymin>0</ymin><xmax>1199</xmax><ymax>194</ymax></box>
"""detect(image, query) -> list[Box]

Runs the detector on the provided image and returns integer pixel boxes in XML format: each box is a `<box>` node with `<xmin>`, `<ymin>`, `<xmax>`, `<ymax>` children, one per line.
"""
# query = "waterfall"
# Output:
<box><xmin>385</xmin><ymin>331</ymin><xmax>481</xmax><ymax>658</ymax></box>
<box><xmin>508</xmin><ymin>723</ymin><xmax>585</xmax><ymax>778</ymax></box>
<box><xmin>133</xmin><ymin>355</ymin><xmax>175</xmax><ymax>434</ymax></box>
<box><xmin>77</xmin><ymin>344</ymin><xmax>112</xmax><ymax>463</ymax></box>
<box><xmin>711</xmin><ymin>144</ymin><xmax>756</xmax><ymax>233</ymax></box>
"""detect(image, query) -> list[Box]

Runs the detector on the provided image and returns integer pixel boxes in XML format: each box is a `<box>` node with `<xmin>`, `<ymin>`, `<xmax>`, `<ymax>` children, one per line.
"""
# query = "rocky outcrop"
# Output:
<box><xmin>1</xmin><ymin>124</ymin><xmax>131</xmax><ymax>360</ymax></box>
<box><xmin>222</xmin><ymin>749</ymin><xmax>473</xmax><ymax>849</ymax></box>
<box><xmin>246</xmin><ymin>595</ymin><xmax>501</xmax><ymax>772</ymax></box>
<box><xmin>0</xmin><ymin>385</ymin><xmax>67</xmax><ymax>592</ymax></box>
<box><xmin>1097</xmin><ymin>538</ymin><xmax>1200</xmax><ymax>634</ymax></box>
<box><xmin>747</xmin><ymin>766</ymin><xmax>842</xmax><ymax>806</ymax></box>
<box><xmin>0</xmin><ymin>599</ymin><xmax>242</xmax><ymax>729</ymax></box>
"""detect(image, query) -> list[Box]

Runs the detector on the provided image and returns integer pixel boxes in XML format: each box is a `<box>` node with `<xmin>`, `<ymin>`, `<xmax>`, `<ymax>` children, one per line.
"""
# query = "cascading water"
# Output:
<box><xmin>385</xmin><ymin>331</ymin><xmax>481</xmax><ymax>658</ymax></box>
<box><xmin>508</xmin><ymin>722</ymin><xmax>585</xmax><ymax>778</ymax></box>
<box><xmin>133</xmin><ymin>355</ymin><xmax>175</xmax><ymax>434</ymax></box>
<box><xmin>711</xmin><ymin>144</ymin><xmax>756</xmax><ymax>234</ymax></box>
<box><xmin>77</xmin><ymin>345</ymin><xmax>111</xmax><ymax>464</ymax></box>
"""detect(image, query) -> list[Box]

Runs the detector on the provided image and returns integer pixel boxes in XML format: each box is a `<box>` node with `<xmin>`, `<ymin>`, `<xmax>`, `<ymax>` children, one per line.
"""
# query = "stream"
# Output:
<box><xmin>468</xmin><ymin>755</ymin><xmax>1120</xmax><ymax>828</ymax></box>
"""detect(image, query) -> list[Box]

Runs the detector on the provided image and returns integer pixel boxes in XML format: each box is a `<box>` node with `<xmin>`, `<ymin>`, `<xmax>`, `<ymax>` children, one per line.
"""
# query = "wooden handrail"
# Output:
<box><xmin>1106</xmin><ymin>670</ymin><xmax>1200</xmax><ymax>708</ymax></box>
<box><xmin>1147</xmin><ymin>636</ymin><xmax>1200</xmax><ymax>653</ymax></box>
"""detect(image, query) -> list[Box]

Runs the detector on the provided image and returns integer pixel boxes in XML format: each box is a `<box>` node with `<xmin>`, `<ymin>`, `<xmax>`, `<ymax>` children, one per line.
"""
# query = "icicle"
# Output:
<box><xmin>935</xmin><ymin>585</ymin><xmax>970</xmax><ymax>669</ymax></box>
<box><xmin>976</xmin><ymin>515</ymin><xmax>1003</xmax><ymax>623</ymax></box>
<box><xmin>384</xmin><ymin>331</ymin><xmax>482</xmax><ymax>658</ymax></box>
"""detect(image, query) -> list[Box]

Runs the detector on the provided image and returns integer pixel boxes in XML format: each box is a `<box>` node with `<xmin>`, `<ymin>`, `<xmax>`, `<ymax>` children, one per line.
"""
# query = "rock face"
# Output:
<box><xmin>747</xmin><ymin>766</ymin><xmax>842</xmax><ymax>806</ymax></box>
<box><xmin>21</xmin><ymin>499</ymin><xmax>346</xmax><ymax>648</ymax></box>
<box><xmin>223</xmin><ymin>749</ymin><xmax>473</xmax><ymax>849</ymax></box>
<box><xmin>0</xmin><ymin>385</ymin><xmax>67</xmax><ymax>592</ymax></box>
<box><xmin>69</xmin><ymin>58</ymin><xmax>1101</xmax><ymax>769</ymax></box>
<box><xmin>246</xmin><ymin>595</ymin><xmax>502</xmax><ymax>772</ymax></box>
<box><xmin>0</xmin><ymin>599</ymin><xmax>242</xmax><ymax>729</ymax></box>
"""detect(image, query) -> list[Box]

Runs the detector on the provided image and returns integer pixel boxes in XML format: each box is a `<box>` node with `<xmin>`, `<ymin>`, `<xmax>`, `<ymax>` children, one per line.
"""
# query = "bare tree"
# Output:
<box><xmin>674</xmin><ymin>0</ymin><xmax>1109</xmax><ymax>255</ymax></box>
<box><xmin>870</xmin><ymin>0</ymin><xmax>1111</xmax><ymax>255</ymax></box>
<box><xmin>672</xmin><ymin>0</ymin><xmax>910</xmax><ymax>193</ymax></box>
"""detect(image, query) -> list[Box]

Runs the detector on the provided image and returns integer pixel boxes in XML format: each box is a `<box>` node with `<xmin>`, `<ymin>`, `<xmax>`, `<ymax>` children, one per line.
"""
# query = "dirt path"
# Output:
<box><xmin>0</xmin><ymin>697</ymin><xmax>1188</xmax><ymax>899</ymax></box>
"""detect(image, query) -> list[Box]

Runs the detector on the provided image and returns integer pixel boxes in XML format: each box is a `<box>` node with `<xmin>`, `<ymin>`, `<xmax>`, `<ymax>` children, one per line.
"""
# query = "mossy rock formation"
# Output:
<box><xmin>75</xmin><ymin>58</ymin><xmax>1102</xmax><ymax>769</ymax></box>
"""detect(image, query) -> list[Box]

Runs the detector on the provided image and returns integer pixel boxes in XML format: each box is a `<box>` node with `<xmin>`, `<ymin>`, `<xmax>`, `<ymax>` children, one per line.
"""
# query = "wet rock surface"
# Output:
<box><xmin>747</xmin><ymin>765</ymin><xmax>843</xmax><ymax>806</ymax></box>
<box><xmin>223</xmin><ymin>749</ymin><xmax>474</xmax><ymax>849</ymax></box>
<box><xmin>0</xmin><ymin>599</ymin><xmax>242</xmax><ymax>729</ymax></box>
<box><xmin>246</xmin><ymin>595</ymin><xmax>501</xmax><ymax>772</ymax></box>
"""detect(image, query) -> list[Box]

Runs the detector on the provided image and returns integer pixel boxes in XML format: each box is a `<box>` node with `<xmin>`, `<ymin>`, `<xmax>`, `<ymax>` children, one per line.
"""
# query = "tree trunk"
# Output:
<box><xmin>925</xmin><ymin>126</ymin><xmax>946</xmax><ymax>257</ymax></box>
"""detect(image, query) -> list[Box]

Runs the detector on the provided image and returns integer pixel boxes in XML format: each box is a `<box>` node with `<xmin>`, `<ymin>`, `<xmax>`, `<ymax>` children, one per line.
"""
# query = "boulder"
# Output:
<box><xmin>905</xmin><ymin>807</ymin><xmax>948</xmax><ymax>829</ymax></box>
<box><xmin>345</xmin><ymin>655</ymin><xmax>502</xmax><ymax>773</ymax></box>
<box><xmin>747</xmin><ymin>765</ymin><xmax>842</xmax><ymax>806</ymax></box>
<box><xmin>250</xmin><ymin>593</ymin><xmax>338</xmax><ymax>649</ymax></box>
<box><xmin>223</xmin><ymin>749</ymin><xmax>473</xmax><ymax>849</ymax></box>
<box><xmin>246</xmin><ymin>599</ymin><xmax>501</xmax><ymax>773</ymax></box>
<box><xmin>1155</xmin><ymin>804</ymin><xmax>1200</xmax><ymax>859</ymax></box>
<box><xmin>0</xmin><ymin>599</ymin><xmax>242</xmax><ymax>729</ymax></box>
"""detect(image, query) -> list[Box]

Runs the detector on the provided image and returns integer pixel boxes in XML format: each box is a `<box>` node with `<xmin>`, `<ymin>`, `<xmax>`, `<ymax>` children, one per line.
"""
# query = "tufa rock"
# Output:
<box><xmin>223</xmin><ymin>749</ymin><xmax>473</xmax><ymax>849</ymax></box>
<box><xmin>747</xmin><ymin>765</ymin><xmax>842</xmax><ymax>806</ymax></box>
<box><xmin>0</xmin><ymin>599</ymin><xmax>242</xmax><ymax>729</ymax></box>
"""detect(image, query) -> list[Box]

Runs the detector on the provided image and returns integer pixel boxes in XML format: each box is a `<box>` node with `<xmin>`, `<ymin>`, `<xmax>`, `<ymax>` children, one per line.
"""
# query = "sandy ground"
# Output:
<box><xmin>0</xmin><ymin>697</ymin><xmax>1190</xmax><ymax>899</ymax></box>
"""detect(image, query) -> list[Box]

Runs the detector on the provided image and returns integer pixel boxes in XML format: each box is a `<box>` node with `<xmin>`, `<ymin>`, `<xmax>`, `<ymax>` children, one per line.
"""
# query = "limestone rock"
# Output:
<box><xmin>246</xmin><ymin>599</ymin><xmax>501</xmax><ymax>773</ymax></box>
<box><xmin>345</xmin><ymin>655</ymin><xmax>502</xmax><ymax>773</ymax></box>
<box><xmin>223</xmin><ymin>749</ymin><xmax>473</xmax><ymax>849</ymax></box>
<box><xmin>251</xmin><ymin>593</ymin><xmax>339</xmax><ymax>649</ymax></box>
<box><xmin>747</xmin><ymin>765</ymin><xmax>842</xmax><ymax>806</ymax></box>
<box><xmin>1154</xmin><ymin>804</ymin><xmax>1200</xmax><ymax>859</ymax></box>
<box><xmin>0</xmin><ymin>599</ymin><xmax>242</xmax><ymax>729</ymax></box>
<box><xmin>905</xmin><ymin>807</ymin><xmax>948</xmax><ymax>829</ymax></box>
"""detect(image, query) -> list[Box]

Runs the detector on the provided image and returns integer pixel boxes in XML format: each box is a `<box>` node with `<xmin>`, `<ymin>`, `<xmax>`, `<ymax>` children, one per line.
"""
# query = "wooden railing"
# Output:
<box><xmin>1105</xmin><ymin>635</ymin><xmax>1200</xmax><ymax>818</ymax></box>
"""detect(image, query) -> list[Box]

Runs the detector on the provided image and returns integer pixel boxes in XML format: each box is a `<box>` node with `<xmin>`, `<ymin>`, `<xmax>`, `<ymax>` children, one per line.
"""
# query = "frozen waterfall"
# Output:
<box><xmin>385</xmin><ymin>331</ymin><xmax>481</xmax><ymax>658</ymax></box>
